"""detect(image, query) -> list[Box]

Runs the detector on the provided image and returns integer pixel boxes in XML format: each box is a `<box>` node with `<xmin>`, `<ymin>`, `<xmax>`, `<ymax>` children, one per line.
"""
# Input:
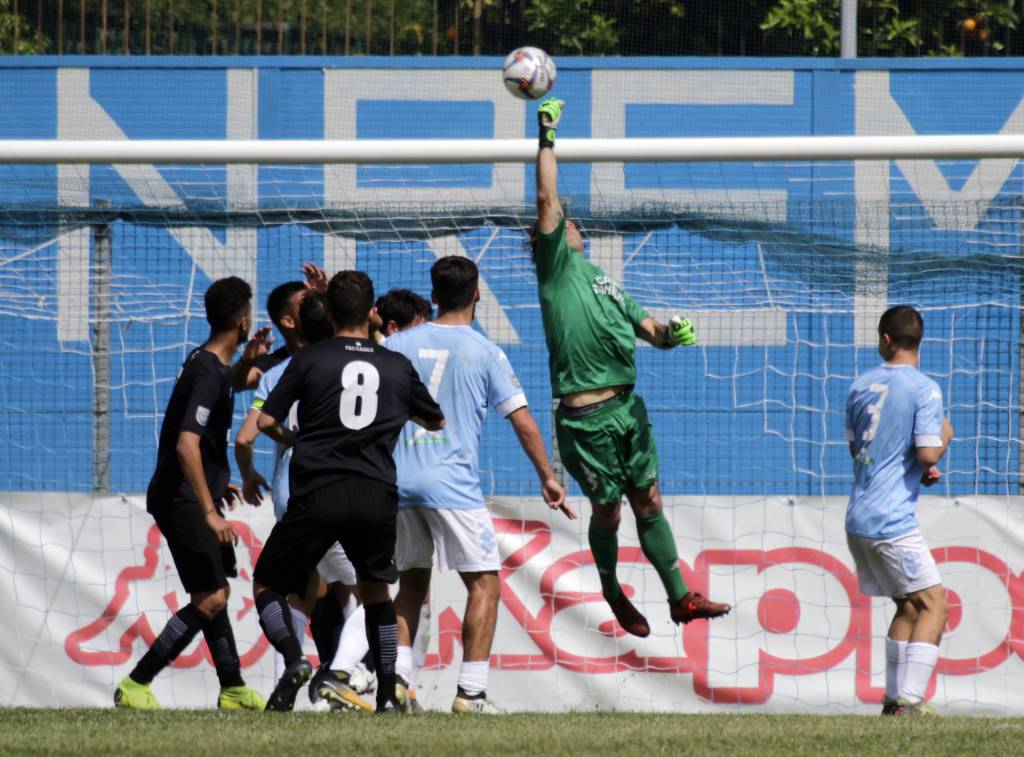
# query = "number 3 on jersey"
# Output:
<box><xmin>339</xmin><ymin>360</ymin><xmax>380</xmax><ymax>430</ymax></box>
<box><xmin>863</xmin><ymin>383</ymin><xmax>889</xmax><ymax>442</ymax></box>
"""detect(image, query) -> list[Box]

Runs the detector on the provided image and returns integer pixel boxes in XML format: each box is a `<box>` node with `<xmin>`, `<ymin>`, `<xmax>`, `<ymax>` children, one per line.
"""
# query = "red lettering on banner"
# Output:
<box><xmin>65</xmin><ymin>522</ymin><xmax>274</xmax><ymax>668</ymax></box>
<box><xmin>65</xmin><ymin>518</ymin><xmax>1024</xmax><ymax>705</ymax></box>
<box><xmin>423</xmin><ymin>607</ymin><xmax>464</xmax><ymax>669</ymax></box>
<box><xmin>687</xmin><ymin>548</ymin><xmax>863</xmax><ymax>704</ymax></box>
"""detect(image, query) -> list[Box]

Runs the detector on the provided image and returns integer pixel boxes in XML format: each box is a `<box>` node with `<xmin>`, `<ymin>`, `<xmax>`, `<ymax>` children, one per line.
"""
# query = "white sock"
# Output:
<box><xmin>289</xmin><ymin>606</ymin><xmax>308</xmax><ymax>653</ymax></box>
<box><xmin>884</xmin><ymin>637</ymin><xmax>907</xmax><ymax>702</ymax></box>
<box><xmin>409</xmin><ymin>602</ymin><xmax>431</xmax><ymax>690</ymax></box>
<box><xmin>331</xmin><ymin>603</ymin><xmax>368</xmax><ymax>673</ymax></box>
<box><xmin>902</xmin><ymin>642</ymin><xmax>940</xmax><ymax>703</ymax></box>
<box><xmin>457</xmin><ymin>659</ymin><xmax>489</xmax><ymax>697</ymax></box>
<box><xmin>396</xmin><ymin>645</ymin><xmax>414</xmax><ymax>685</ymax></box>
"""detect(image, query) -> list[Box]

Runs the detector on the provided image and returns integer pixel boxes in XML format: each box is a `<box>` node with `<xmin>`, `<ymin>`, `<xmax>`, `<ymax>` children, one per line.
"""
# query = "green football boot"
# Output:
<box><xmin>218</xmin><ymin>685</ymin><xmax>266</xmax><ymax>711</ymax></box>
<box><xmin>114</xmin><ymin>676</ymin><xmax>161</xmax><ymax>710</ymax></box>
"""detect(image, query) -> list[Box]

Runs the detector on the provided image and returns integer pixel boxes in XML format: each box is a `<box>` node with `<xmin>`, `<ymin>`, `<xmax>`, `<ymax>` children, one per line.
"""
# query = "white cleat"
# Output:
<box><xmin>451</xmin><ymin>695</ymin><xmax>506</xmax><ymax>715</ymax></box>
<box><xmin>348</xmin><ymin>662</ymin><xmax>377</xmax><ymax>695</ymax></box>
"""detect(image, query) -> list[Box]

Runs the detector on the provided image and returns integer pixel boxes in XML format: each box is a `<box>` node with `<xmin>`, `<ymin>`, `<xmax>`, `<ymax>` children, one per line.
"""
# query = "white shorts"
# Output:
<box><xmin>847</xmin><ymin>528</ymin><xmax>942</xmax><ymax>598</ymax></box>
<box><xmin>316</xmin><ymin>542</ymin><xmax>357</xmax><ymax>586</ymax></box>
<box><xmin>395</xmin><ymin>506</ymin><xmax>499</xmax><ymax>573</ymax></box>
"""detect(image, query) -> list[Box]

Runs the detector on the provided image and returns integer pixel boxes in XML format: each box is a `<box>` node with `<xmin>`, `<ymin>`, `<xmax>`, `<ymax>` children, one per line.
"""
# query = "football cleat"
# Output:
<box><xmin>376</xmin><ymin>700</ymin><xmax>403</xmax><ymax>715</ymax></box>
<box><xmin>265</xmin><ymin>658</ymin><xmax>313</xmax><ymax>712</ymax></box>
<box><xmin>348</xmin><ymin>662</ymin><xmax>377</xmax><ymax>695</ymax></box>
<box><xmin>452</xmin><ymin>694</ymin><xmax>506</xmax><ymax>715</ymax></box>
<box><xmin>316</xmin><ymin>669</ymin><xmax>374</xmax><ymax>713</ymax></box>
<box><xmin>407</xmin><ymin>689</ymin><xmax>424</xmax><ymax>714</ymax></box>
<box><xmin>669</xmin><ymin>592</ymin><xmax>731</xmax><ymax>624</ymax></box>
<box><xmin>395</xmin><ymin>677</ymin><xmax>410</xmax><ymax>713</ymax></box>
<box><xmin>217</xmin><ymin>685</ymin><xmax>266</xmax><ymax>711</ymax></box>
<box><xmin>881</xmin><ymin>697</ymin><xmax>902</xmax><ymax>716</ymax></box>
<box><xmin>897</xmin><ymin>699</ymin><xmax>937</xmax><ymax>717</ymax></box>
<box><xmin>308</xmin><ymin>665</ymin><xmax>330</xmax><ymax>706</ymax></box>
<box><xmin>607</xmin><ymin>592</ymin><xmax>650</xmax><ymax>638</ymax></box>
<box><xmin>114</xmin><ymin>676</ymin><xmax>161</xmax><ymax>710</ymax></box>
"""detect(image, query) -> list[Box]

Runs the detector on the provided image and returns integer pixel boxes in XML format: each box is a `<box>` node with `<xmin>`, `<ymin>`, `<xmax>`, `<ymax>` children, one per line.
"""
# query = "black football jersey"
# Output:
<box><xmin>147</xmin><ymin>347</ymin><xmax>235</xmax><ymax>510</ymax></box>
<box><xmin>261</xmin><ymin>336</ymin><xmax>444</xmax><ymax>499</ymax></box>
<box><xmin>251</xmin><ymin>345</ymin><xmax>290</xmax><ymax>373</ymax></box>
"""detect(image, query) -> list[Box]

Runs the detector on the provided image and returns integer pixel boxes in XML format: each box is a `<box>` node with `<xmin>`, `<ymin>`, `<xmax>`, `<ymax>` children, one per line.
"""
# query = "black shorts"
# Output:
<box><xmin>150</xmin><ymin>499</ymin><xmax>237</xmax><ymax>594</ymax></box>
<box><xmin>253</xmin><ymin>475</ymin><xmax>398</xmax><ymax>596</ymax></box>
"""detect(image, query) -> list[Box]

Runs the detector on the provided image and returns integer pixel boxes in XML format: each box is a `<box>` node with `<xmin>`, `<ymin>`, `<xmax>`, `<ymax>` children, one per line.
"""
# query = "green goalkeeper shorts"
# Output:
<box><xmin>555</xmin><ymin>390</ymin><xmax>659</xmax><ymax>505</ymax></box>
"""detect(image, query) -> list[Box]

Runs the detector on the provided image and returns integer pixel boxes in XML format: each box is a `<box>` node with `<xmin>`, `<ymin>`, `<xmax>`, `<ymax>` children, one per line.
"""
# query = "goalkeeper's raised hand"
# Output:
<box><xmin>538</xmin><ymin>97</ymin><xmax>565</xmax><ymax>149</ymax></box>
<box><xmin>669</xmin><ymin>315</ymin><xmax>697</xmax><ymax>347</ymax></box>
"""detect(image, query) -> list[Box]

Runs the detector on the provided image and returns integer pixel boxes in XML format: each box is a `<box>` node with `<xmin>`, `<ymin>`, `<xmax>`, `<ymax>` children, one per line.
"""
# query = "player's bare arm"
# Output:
<box><xmin>231</xmin><ymin>325</ymin><xmax>275</xmax><ymax>391</ymax></box>
<box><xmin>176</xmin><ymin>430</ymin><xmax>237</xmax><ymax>544</ymax></box>
<box><xmin>636</xmin><ymin>315</ymin><xmax>698</xmax><ymax>350</ymax></box>
<box><xmin>917</xmin><ymin>417</ymin><xmax>954</xmax><ymax>467</ymax></box>
<box><xmin>234</xmin><ymin>409</ymin><xmax>269</xmax><ymax>505</ymax></box>
<box><xmin>535</xmin><ymin>99</ymin><xmax>565</xmax><ymax>235</ymax></box>
<box><xmin>506</xmin><ymin>407</ymin><xmax>574</xmax><ymax>519</ymax></box>
<box><xmin>256</xmin><ymin>411</ymin><xmax>297</xmax><ymax>447</ymax></box>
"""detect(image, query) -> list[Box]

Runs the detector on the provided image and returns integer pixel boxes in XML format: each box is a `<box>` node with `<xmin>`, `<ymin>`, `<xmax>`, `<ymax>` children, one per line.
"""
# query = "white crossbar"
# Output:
<box><xmin>0</xmin><ymin>134</ymin><xmax>1022</xmax><ymax>164</ymax></box>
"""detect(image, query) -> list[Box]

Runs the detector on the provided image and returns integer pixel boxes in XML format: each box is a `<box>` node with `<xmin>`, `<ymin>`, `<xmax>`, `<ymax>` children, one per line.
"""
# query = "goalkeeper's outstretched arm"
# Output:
<box><xmin>636</xmin><ymin>315</ymin><xmax>698</xmax><ymax>350</ymax></box>
<box><xmin>536</xmin><ymin>98</ymin><xmax>565</xmax><ymax>235</ymax></box>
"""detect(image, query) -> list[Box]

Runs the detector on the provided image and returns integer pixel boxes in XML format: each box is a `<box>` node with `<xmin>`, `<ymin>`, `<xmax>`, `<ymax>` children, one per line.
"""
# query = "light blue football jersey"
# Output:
<box><xmin>386</xmin><ymin>323</ymin><xmax>527</xmax><ymax>510</ymax></box>
<box><xmin>844</xmin><ymin>363</ymin><xmax>944</xmax><ymax>539</ymax></box>
<box><xmin>251</xmin><ymin>357</ymin><xmax>297</xmax><ymax>521</ymax></box>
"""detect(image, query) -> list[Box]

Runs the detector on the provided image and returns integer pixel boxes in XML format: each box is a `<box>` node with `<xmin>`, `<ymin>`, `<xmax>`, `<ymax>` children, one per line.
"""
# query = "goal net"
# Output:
<box><xmin>2</xmin><ymin>144</ymin><xmax>1023</xmax><ymax>714</ymax></box>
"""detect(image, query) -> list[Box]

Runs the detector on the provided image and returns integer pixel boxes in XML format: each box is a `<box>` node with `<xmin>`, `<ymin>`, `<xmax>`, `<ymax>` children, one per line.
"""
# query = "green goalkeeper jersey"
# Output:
<box><xmin>535</xmin><ymin>217</ymin><xmax>650</xmax><ymax>397</ymax></box>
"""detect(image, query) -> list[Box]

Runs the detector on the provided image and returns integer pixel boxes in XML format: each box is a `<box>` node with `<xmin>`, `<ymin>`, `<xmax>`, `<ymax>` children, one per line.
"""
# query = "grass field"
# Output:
<box><xmin>2</xmin><ymin>709</ymin><xmax>1022</xmax><ymax>756</ymax></box>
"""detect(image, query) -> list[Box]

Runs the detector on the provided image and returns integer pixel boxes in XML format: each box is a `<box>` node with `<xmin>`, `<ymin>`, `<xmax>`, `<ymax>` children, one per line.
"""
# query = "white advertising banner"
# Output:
<box><xmin>2</xmin><ymin>492</ymin><xmax>1023</xmax><ymax>714</ymax></box>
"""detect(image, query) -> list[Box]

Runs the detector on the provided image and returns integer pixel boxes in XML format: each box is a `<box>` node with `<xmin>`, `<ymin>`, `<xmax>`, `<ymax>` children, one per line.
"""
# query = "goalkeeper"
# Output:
<box><xmin>531</xmin><ymin>98</ymin><xmax>730</xmax><ymax>636</ymax></box>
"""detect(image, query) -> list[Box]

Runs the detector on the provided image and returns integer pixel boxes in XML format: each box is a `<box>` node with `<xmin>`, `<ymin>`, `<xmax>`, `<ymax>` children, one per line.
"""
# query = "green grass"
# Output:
<box><xmin>2</xmin><ymin>709</ymin><xmax>1022</xmax><ymax>756</ymax></box>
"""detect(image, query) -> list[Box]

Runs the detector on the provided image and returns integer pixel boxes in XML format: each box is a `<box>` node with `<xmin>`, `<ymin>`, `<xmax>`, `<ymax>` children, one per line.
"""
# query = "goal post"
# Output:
<box><xmin>2</xmin><ymin>137</ymin><xmax>1024</xmax><ymax>713</ymax></box>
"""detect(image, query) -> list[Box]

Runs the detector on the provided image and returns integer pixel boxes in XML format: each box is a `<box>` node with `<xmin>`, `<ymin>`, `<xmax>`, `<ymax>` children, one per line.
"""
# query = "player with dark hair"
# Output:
<box><xmin>376</xmin><ymin>288</ymin><xmax>432</xmax><ymax>338</ymax></box>
<box><xmin>232</xmin><ymin>263</ymin><xmax>328</xmax><ymax>391</ymax></box>
<box><xmin>299</xmin><ymin>290</ymin><xmax>335</xmax><ymax>344</ymax></box>
<box><xmin>253</xmin><ymin>270</ymin><xmax>445</xmax><ymax>713</ymax></box>
<box><xmin>115</xmin><ymin>276</ymin><xmax>265</xmax><ymax>711</ymax></box>
<box><xmin>387</xmin><ymin>256</ymin><xmax>572</xmax><ymax>714</ymax></box>
<box><xmin>845</xmin><ymin>305</ymin><xmax>954</xmax><ymax>716</ymax></box>
<box><xmin>235</xmin><ymin>279</ymin><xmax>308</xmax><ymax>505</ymax></box>
<box><xmin>234</xmin><ymin>284</ymin><xmax>371</xmax><ymax>711</ymax></box>
<box><xmin>531</xmin><ymin>98</ymin><xmax>730</xmax><ymax>638</ymax></box>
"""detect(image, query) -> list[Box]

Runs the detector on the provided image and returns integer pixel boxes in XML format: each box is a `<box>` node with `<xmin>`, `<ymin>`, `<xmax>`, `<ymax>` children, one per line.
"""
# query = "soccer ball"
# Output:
<box><xmin>502</xmin><ymin>47</ymin><xmax>556</xmax><ymax>100</ymax></box>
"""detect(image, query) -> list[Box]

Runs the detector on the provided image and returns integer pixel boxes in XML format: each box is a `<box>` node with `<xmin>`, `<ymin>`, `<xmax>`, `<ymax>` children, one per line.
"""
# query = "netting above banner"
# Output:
<box><xmin>0</xmin><ymin>152</ymin><xmax>1021</xmax><ymax>498</ymax></box>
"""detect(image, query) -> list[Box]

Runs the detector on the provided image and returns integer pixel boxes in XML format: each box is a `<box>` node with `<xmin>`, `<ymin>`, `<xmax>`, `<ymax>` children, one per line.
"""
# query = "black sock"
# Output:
<box><xmin>256</xmin><ymin>590</ymin><xmax>304</xmax><ymax>667</ymax></box>
<box><xmin>364</xmin><ymin>600</ymin><xmax>398</xmax><ymax>711</ymax></box>
<box><xmin>310</xmin><ymin>593</ymin><xmax>344</xmax><ymax>664</ymax></box>
<box><xmin>203</xmin><ymin>609</ymin><xmax>245</xmax><ymax>689</ymax></box>
<box><xmin>361</xmin><ymin>650</ymin><xmax>376</xmax><ymax>674</ymax></box>
<box><xmin>456</xmin><ymin>687</ymin><xmax>486</xmax><ymax>700</ymax></box>
<box><xmin>130</xmin><ymin>604</ymin><xmax>205</xmax><ymax>685</ymax></box>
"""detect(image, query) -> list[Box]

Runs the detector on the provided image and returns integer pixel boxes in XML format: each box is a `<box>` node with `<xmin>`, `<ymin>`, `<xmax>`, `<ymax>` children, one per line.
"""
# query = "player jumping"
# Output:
<box><xmin>115</xmin><ymin>276</ymin><xmax>265</xmax><ymax>711</ymax></box>
<box><xmin>387</xmin><ymin>257</ymin><xmax>572</xmax><ymax>714</ymax></box>
<box><xmin>252</xmin><ymin>271</ymin><xmax>444</xmax><ymax>713</ymax></box>
<box><xmin>531</xmin><ymin>98</ymin><xmax>730</xmax><ymax>637</ymax></box>
<box><xmin>845</xmin><ymin>306</ymin><xmax>954</xmax><ymax>716</ymax></box>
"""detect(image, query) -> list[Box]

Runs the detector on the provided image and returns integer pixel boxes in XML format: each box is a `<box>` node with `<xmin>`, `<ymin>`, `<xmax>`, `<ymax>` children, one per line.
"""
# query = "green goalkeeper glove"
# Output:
<box><xmin>669</xmin><ymin>316</ymin><xmax>697</xmax><ymax>347</ymax></box>
<box><xmin>538</xmin><ymin>98</ymin><xmax>565</xmax><ymax>149</ymax></box>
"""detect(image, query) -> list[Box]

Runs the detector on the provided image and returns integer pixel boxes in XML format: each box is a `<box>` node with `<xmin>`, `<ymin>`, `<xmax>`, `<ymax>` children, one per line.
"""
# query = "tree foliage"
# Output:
<box><xmin>4</xmin><ymin>1</ymin><xmax>1023</xmax><ymax>57</ymax></box>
